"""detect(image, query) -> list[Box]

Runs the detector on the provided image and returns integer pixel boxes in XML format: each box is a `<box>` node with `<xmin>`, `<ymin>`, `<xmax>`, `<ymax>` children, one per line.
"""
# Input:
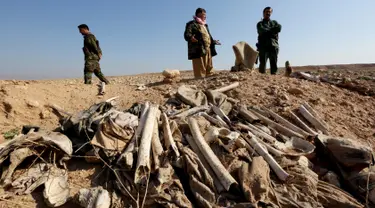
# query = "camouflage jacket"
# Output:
<box><xmin>184</xmin><ymin>20</ymin><xmax>217</xmax><ymax>60</ymax></box>
<box><xmin>256</xmin><ymin>19</ymin><xmax>282</xmax><ymax>51</ymax></box>
<box><xmin>83</xmin><ymin>33</ymin><xmax>102</xmax><ymax>61</ymax></box>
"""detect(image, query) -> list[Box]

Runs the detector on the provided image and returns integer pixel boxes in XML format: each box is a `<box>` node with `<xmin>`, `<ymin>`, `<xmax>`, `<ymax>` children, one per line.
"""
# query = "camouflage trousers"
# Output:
<box><xmin>258</xmin><ymin>47</ymin><xmax>279</xmax><ymax>75</ymax></box>
<box><xmin>84</xmin><ymin>60</ymin><xmax>109</xmax><ymax>84</ymax></box>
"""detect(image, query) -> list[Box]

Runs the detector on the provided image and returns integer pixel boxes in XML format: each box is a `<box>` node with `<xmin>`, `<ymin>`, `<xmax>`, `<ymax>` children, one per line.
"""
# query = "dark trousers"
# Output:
<box><xmin>258</xmin><ymin>48</ymin><xmax>279</xmax><ymax>75</ymax></box>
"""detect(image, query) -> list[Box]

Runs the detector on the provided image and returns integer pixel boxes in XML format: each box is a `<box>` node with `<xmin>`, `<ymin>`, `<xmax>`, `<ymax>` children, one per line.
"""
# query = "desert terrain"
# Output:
<box><xmin>0</xmin><ymin>63</ymin><xmax>374</xmax><ymax>207</ymax></box>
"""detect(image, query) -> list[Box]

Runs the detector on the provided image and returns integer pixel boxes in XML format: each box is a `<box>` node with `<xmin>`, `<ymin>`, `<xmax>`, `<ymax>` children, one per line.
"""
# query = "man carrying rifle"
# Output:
<box><xmin>256</xmin><ymin>7</ymin><xmax>282</xmax><ymax>75</ymax></box>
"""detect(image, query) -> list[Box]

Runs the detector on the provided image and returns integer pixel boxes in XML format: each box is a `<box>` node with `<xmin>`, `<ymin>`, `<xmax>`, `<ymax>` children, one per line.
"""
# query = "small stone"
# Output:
<box><xmin>322</xmin><ymin>171</ymin><xmax>341</xmax><ymax>188</ymax></box>
<box><xmin>2</xmin><ymin>100</ymin><xmax>13</xmax><ymax>113</ymax></box>
<box><xmin>280</xmin><ymin>93</ymin><xmax>290</xmax><ymax>101</ymax></box>
<box><xmin>340</xmin><ymin>101</ymin><xmax>354</xmax><ymax>107</ymax></box>
<box><xmin>287</xmin><ymin>88</ymin><xmax>304</xmax><ymax>96</ymax></box>
<box><xmin>26</xmin><ymin>100</ymin><xmax>40</xmax><ymax>108</ymax></box>
<box><xmin>14</xmin><ymin>85</ymin><xmax>28</xmax><ymax>90</ymax></box>
<box><xmin>282</xmin><ymin>107</ymin><xmax>290</xmax><ymax>112</ymax></box>
<box><xmin>39</xmin><ymin>110</ymin><xmax>51</xmax><ymax>119</ymax></box>
<box><xmin>228</xmin><ymin>74</ymin><xmax>240</xmax><ymax>81</ymax></box>
<box><xmin>318</xmin><ymin>68</ymin><xmax>327</xmax><ymax>72</ymax></box>
<box><xmin>163</xmin><ymin>69</ymin><xmax>180</xmax><ymax>78</ymax></box>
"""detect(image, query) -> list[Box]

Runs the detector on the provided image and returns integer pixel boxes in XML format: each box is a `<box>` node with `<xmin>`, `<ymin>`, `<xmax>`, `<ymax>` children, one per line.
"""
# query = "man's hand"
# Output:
<box><xmin>214</xmin><ymin>40</ymin><xmax>221</xmax><ymax>45</ymax></box>
<box><xmin>191</xmin><ymin>35</ymin><xmax>198</xmax><ymax>43</ymax></box>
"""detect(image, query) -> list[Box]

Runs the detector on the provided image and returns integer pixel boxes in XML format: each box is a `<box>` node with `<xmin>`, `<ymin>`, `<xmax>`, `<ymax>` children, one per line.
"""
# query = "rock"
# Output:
<box><xmin>136</xmin><ymin>85</ymin><xmax>147</xmax><ymax>91</ymax></box>
<box><xmin>14</xmin><ymin>85</ymin><xmax>28</xmax><ymax>90</ymax></box>
<box><xmin>280</xmin><ymin>93</ymin><xmax>290</xmax><ymax>101</ymax></box>
<box><xmin>281</xmin><ymin>106</ymin><xmax>291</xmax><ymax>112</ymax></box>
<box><xmin>39</xmin><ymin>110</ymin><xmax>51</xmax><ymax>119</ymax></box>
<box><xmin>2</xmin><ymin>100</ymin><xmax>13</xmax><ymax>113</ymax></box>
<box><xmin>26</xmin><ymin>100</ymin><xmax>40</xmax><ymax>108</ymax></box>
<box><xmin>163</xmin><ymin>77</ymin><xmax>181</xmax><ymax>84</ymax></box>
<box><xmin>228</xmin><ymin>74</ymin><xmax>240</xmax><ymax>81</ymax></box>
<box><xmin>340</xmin><ymin>100</ymin><xmax>354</xmax><ymax>107</ymax></box>
<box><xmin>0</xmin><ymin>87</ymin><xmax>9</xmax><ymax>96</ymax></box>
<box><xmin>287</xmin><ymin>88</ymin><xmax>304</xmax><ymax>96</ymax></box>
<box><xmin>77</xmin><ymin>187</ymin><xmax>111</xmax><ymax>208</ymax></box>
<box><xmin>311</xmin><ymin>98</ymin><xmax>327</xmax><ymax>105</ymax></box>
<box><xmin>162</xmin><ymin>69</ymin><xmax>180</xmax><ymax>78</ymax></box>
<box><xmin>318</xmin><ymin>68</ymin><xmax>327</xmax><ymax>72</ymax></box>
<box><xmin>322</xmin><ymin>171</ymin><xmax>341</xmax><ymax>188</ymax></box>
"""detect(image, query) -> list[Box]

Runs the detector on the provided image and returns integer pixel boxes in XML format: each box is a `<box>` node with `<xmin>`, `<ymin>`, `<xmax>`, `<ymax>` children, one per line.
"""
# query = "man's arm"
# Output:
<box><xmin>184</xmin><ymin>22</ymin><xmax>194</xmax><ymax>42</ymax></box>
<box><xmin>87</xmin><ymin>35</ymin><xmax>102</xmax><ymax>56</ymax></box>
<box><xmin>257</xmin><ymin>22</ymin><xmax>270</xmax><ymax>35</ymax></box>
<box><xmin>271</xmin><ymin>20</ymin><xmax>282</xmax><ymax>33</ymax></box>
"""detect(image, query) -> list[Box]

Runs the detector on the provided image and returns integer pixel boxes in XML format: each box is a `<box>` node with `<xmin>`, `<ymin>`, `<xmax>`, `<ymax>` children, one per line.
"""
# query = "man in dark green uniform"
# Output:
<box><xmin>78</xmin><ymin>24</ymin><xmax>109</xmax><ymax>84</ymax></box>
<box><xmin>256</xmin><ymin>7</ymin><xmax>282</xmax><ymax>75</ymax></box>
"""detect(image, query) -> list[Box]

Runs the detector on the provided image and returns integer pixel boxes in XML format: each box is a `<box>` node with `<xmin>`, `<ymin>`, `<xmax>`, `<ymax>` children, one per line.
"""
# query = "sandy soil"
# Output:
<box><xmin>0</xmin><ymin>64</ymin><xmax>374</xmax><ymax>207</ymax></box>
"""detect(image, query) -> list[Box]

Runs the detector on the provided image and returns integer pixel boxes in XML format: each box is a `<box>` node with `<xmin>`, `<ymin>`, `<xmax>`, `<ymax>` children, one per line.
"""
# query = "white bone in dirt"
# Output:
<box><xmin>274</xmin><ymin>137</ymin><xmax>316</xmax><ymax>157</ymax></box>
<box><xmin>98</xmin><ymin>82</ymin><xmax>105</xmax><ymax>95</ymax></box>
<box><xmin>172</xmin><ymin>105</ymin><xmax>210</xmax><ymax>119</ymax></box>
<box><xmin>237</xmin><ymin>138</ymin><xmax>259</xmax><ymax>156</ymax></box>
<box><xmin>239</xmin><ymin>105</ymin><xmax>260</xmax><ymax>123</ymax></box>
<box><xmin>211</xmin><ymin>105</ymin><xmax>231</xmax><ymax>124</ymax></box>
<box><xmin>247</xmin><ymin>131</ymin><xmax>291</xmax><ymax>182</ymax></box>
<box><xmin>249</xmin><ymin>109</ymin><xmax>304</xmax><ymax>139</ymax></box>
<box><xmin>105</xmin><ymin>96</ymin><xmax>120</xmax><ymax>103</ymax></box>
<box><xmin>204</xmin><ymin>127</ymin><xmax>220</xmax><ymax>144</ymax></box>
<box><xmin>213</xmin><ymin>82</ymin><xmax>239</xmax><ymax>93</ymax></box>
<box><xmin>253</xmin><ymin>124</ymin><xmax>272</xmax><ymax>135</ymax></box>
<box><xmin>117</xmin><ymin>102</ymin><xmax>150</xmax><ymax>168</ymax></box>
<box><xmin>188</xmin><ymin>117</ymin><xmax>238</xmax><ymax>191</ymax></box>
<box><xmin>302</xmin><ymin>102</ymin><xmax>329</xmax><ymax>132</ymax></box>
<box><xmin>134</xmin><ymin>105</ymin><xmax>159</xmax><ymax>185</ymax></box>
<box><xmin>242</xmin><ymin>133</ymin><xmax>283</xmax><ymax>157</ymax></box>
<box><xmin>214</xmin><ymin>115</ymin><xmax>229</xmax><ymax>127</ymax></box>
<box><xmin>152</xmin><ymin>118</ymin><xmax>163</xmax><ymax>170</ymax></box>
<box><xmin>200</xmin><ymin>112</ymin><xmax>230</xmax><ymax>128</ymax></box>
<box><xmin>247</xmin><ymin>123</ymin><xmax>278</xmax><ymax>144</ymax></box>
<box><xmin>236</xmin><ymin>123</ymin><xmax>276</xmax><ymax>144</ymax></box>
<box><xmin>263</xmin><ymin>108</ymin><xmax>311</xmax><ymax>138</ymax></box>
<box><xmin>217</xmin><ymin>128</ymin><xmax>241</xmax><ymax>152</ymax></box>
<box><xmin>161</xmin><ymin>112</ymin><xmax>180</xmax><ymax>158</ymax></box>
<box><xmin>289</xmin><ymin>111</ymin><xmax>318</xmax><ymax>135</ymax></box>
<box><xmin>299</xmin><ymin>105</ymin><xmax>329</xmax><ymax>134</ymax></box>
<box><xmin>185</xmin><ymin>134</ymin><xmax>225</xmax><ymax>193</ymax></box>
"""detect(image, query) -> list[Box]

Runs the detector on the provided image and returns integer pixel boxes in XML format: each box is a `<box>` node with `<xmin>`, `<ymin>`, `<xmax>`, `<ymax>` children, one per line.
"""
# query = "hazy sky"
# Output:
<box><xmin>0</xmin><ymin>0</ymin><xmax>374</xmax><ymax>79</ymax></box>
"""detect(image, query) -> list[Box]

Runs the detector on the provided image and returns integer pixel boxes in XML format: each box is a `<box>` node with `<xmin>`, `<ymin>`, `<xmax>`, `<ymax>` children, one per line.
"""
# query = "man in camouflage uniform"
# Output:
<box><xmin>184</xmin><ymin>8</ymin><xmax>221</xmax><ymax>78</ymax></box>
<box><xmin>256</xmin><ymin>7</ymin><xmax>282</xmax><ymax>75</ymax></box>
<box><xmin>78</xmin><ymin>24</ymin><xmax>109</xmax><ymax>84</ymax></box>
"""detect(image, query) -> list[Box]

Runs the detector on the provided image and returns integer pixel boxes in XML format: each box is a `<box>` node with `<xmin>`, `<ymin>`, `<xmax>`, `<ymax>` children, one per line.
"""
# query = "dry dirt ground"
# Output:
<box><xmin>0</xmin><ymin>64</ymin><xmax>374</xmax><ymax>207</ymax></box>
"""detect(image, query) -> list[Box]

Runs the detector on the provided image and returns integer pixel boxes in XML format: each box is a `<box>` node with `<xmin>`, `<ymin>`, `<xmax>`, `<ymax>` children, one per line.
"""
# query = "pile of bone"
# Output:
<box><xmin>0</xmin><ymin>80</ymin><xmax>373</xmax><ymax>208</ymax></box>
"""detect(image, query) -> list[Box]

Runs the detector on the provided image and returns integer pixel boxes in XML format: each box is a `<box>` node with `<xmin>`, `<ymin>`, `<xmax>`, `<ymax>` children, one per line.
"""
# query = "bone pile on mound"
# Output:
<box><xmin>0</xmin><ymin>80</ymin><xmax>373</xmax><ymax>208</ymax></box>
